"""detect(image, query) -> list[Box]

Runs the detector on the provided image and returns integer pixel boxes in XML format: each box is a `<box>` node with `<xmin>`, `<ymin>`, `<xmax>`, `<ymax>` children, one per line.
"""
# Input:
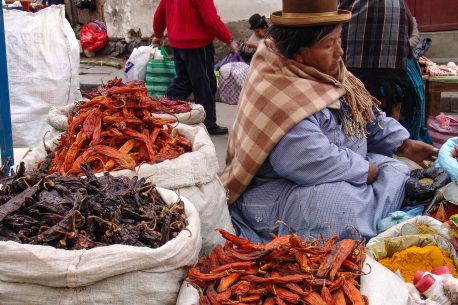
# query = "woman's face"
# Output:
<box><xmin>294</xmin><ymin>25</ymin><xmax>344</xmax><ymax>77</ymax></box>
<box><xmin>254</xmin><ymin>27</ymin><xmax>268</xmax><ymax>39</ymax></box>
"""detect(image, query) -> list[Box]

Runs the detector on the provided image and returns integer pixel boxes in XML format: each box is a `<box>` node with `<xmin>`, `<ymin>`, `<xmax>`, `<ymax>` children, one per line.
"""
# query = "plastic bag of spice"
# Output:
<box><xmin>366</xmin><ymin>216</ymin><xmax>458</xmax><ymax>287</ymax></box>
<box><xmin>405</xmin><ymin>167</ymin><xmax>450</xmax><ymax>201</ymax></box>
<box><xmin>0</xmin><ymin>188</ymin><xmax>201</xmax><ymax>305</ymax></box>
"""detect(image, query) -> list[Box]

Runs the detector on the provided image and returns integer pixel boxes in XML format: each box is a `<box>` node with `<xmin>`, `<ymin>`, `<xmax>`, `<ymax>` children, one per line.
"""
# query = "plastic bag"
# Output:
<box><xmin>214</xmin><ymin>53</ymin><xmax>245</xmax><ymax>70</ymax></box>
<box><xmin>145</xmin><ymin>47</ymin><xmax>176</xmax><ymax>98</ymax></box>
<box><xmin>216</xmin><ymin>62</ymin><xmax>249</xmax><ymax>105</ymax></box>
<box><xmin>405</xmin><ymin>167</ymin><xmax>451</xmax><ymax>200</ymax></box>
<box><xmin>360</xmin><ymin>256</ymin><xmax>410</xmax><ymax>305</ymax></box>
<box><xmin>124</xmin><ymin>45</ymin><xmax>155</xmax><ymax>81</ymax></box>
<box><xmin>366</xmin><ymin>216</ymin><xmax>457</xmax><ymax>265</ymax></box>
<box><xmin>377</xmin><ymin>206</ymin><xmax>425</xmax><ymax>233</ymax></box>
<box><xmin>80</xmin><ymin>20</ymin><xmax>108</xmax><ymax>52</ymax></box>
<box><xmin>436</xmin><ymin>137</ymin><xmax>458</xmax><ymax>181</ymax></box>
<box><xmin>427</xmin><ymin>113</ymin><xmax>458</xmax><ymax>148</ymax></box>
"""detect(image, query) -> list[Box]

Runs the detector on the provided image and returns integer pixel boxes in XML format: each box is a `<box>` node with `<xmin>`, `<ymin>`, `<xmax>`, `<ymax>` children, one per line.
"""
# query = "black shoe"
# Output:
<box><xmin>207</xmin><ymin>125</ymin><xmax>228</xmax><ymax>135</ymax></box>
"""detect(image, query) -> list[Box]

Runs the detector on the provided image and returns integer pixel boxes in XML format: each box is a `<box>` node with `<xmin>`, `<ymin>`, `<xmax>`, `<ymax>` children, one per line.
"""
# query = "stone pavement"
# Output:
<box><xmin>79</xmin><ymin>63</ymin><xmax>125</xmax><ymax>92</ymax></box>
<box><xmin>79</xmin><ymin>62</ymin><xmax>236</xmax><ymax>171</ymax></box>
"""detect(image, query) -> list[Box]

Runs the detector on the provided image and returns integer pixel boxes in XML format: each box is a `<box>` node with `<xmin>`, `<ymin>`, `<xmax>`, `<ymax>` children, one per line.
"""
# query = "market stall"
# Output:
<box><xmin>425</xmin><ymin>77</ymin><xmax>458</xmax><ymax>118</ymax></box>
<box><xmin>420</xmin><ymin>57</ymin><xmax>458</xmax><ymax>119</ymax></box>
<box><xmin>2</xmin><ymin>4</ymin><xmax>458</xmax><ymax>305</ymax></box>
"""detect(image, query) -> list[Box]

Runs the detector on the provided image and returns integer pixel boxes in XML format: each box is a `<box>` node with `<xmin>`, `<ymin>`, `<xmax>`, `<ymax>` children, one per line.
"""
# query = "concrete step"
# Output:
<box><xmin>79</xmin><ymin>67</ymin><xmax>125</xmax><ymax>92</ymax></box>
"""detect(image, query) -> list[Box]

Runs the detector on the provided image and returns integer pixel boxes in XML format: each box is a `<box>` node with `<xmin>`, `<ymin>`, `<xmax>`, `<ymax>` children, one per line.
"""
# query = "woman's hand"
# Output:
<box><xmin>396</xmin><ymin>139</ymin><xmax>439</xmax><ymax>168</ymax></box>
<box><xmin>367</xmin><ymin>162</ymin><xmax>379</xmax><ymax>184</ymax></box>
<box><xmin>228</xmin><ymin>40</ymin><xmax>239</xmax><ymax>54</ymax></box>
<box><xmin>152</xmin><ymin>37</ymin><xmax>164</xmax><ymax>47</ymax></box>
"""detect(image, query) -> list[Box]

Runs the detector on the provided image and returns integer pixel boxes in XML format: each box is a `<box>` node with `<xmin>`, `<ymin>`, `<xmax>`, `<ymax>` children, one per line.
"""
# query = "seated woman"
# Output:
<box><xmin>220</xmin><ymin>0</ymin><xmax>438</xmax><ymax>242</ymax></box>
<box><xmin>239</xmin><ymin>13</ymin><xmax>269</xmax><ymax>64</ymax></box>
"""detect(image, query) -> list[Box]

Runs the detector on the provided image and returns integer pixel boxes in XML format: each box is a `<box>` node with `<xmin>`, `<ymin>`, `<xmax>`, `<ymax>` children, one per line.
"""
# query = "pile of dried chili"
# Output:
<box><xmin>48</xmin><ymin>85</ymin><xmax>193</xmax><ymax>175</ymax></box>
<box><xmin>188</xmin><ymin>229</ymin><xmax>368</xmax><ymax>305</ymax></box>
<box><xmin>0</xmin><ymin>159</ymin><xmax>187</xmax><ymax>250</ymax></box>
<box><xmin>81</xmin><ymin>78</ymin><xmax>192</xmax><ymax>114</ymax></box>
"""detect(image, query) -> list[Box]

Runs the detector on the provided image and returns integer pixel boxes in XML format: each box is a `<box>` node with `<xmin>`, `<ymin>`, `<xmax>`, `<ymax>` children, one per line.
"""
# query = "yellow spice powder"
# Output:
<box><xmin>379</xmin><ymin>245</ymin><xmax>458</xmax><ymax>283</ymax></box>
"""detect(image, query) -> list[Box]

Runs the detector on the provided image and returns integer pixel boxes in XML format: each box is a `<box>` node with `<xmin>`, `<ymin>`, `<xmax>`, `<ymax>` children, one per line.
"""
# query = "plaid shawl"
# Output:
<box><xmin>220</xmin><ymin>40</ymin><xmax>378</xmax><ymax>203</ymax></box>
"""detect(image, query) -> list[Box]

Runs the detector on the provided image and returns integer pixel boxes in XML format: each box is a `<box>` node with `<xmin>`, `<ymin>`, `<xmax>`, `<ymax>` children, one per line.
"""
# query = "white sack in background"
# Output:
<box><xmin>4</xmin><ymin>5</ymin><xmax>80</xmax><ymax>148</ymax></box>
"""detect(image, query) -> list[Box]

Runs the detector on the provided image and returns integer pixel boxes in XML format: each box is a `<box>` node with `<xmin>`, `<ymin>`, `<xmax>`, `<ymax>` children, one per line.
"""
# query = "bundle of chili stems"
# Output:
<box><xmin>187</xmin><ymin>229</ymin><xmax>368</xmax><ymax>305</ymax></box>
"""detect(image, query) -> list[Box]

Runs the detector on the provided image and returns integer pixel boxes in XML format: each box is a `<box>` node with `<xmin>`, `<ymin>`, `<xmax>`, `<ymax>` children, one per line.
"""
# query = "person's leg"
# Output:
<box><xmin>187</xmin><ymin>44</ymin><xmax>217</xmax><ymax>129</ymax></box>
<box><xmin>166</xmin><ymin>48</ymin><xmax>193</xmax><ymax>101</ymax></box>
<box><xmin>176</xmin><ymin>44</ymin><xmax>227</xmax><ymax>133</ymax></box>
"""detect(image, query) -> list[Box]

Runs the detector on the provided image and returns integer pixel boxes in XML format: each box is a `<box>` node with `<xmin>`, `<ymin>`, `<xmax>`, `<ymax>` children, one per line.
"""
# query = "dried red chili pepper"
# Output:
<box><xmin>218</xmin><ymin>273</ymin><xmax>241</xmax><ymax>292</ymax></box>
<box><xmin>211</xmin><ymin>262</ymin><xmax>254</xmax><ymax>273</ymax></box>
<box><xmin>332</xmin><ymin>289</ymin><xmax>347</xmax><ymax>305</ymax></box>
<box><xmin>217</xmin><ymin>229</ymin><xmax>265</xmax><ymax>251</ymax></box>
<box><xmin>342</xmin><ymin>280</ymin><xmax>365</xmax><ymax>305</ymax></box>
<box><xmin>329</xmin><ymin>239</ymin><xmax>356</xmax><ymax>280</ymax></box>
<box><xmin>266</xmin><ymin>285</ymin><xmax>300</xmax><ymax>304</ymax></box>
<box><xmin>321</xmin><ymin>286</ymin><xmax>335</xmax><ymax>305</ymax></box>
<box><xmin>241</xmin><ymin>274</ymin><xmax>312</xmax><ymax>284</ymax></box>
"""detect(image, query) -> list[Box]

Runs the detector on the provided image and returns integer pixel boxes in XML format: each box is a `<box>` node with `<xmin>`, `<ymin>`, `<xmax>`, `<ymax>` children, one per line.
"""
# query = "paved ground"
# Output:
<box><xmin>79</xmin><ymin>62</ymin><xmax>237</xmax><ymax>171</ymax></box>
<box><xmin>212</xmin><ymin>103</ymin><xmax>237</xmax><ymax>170</ymax></box>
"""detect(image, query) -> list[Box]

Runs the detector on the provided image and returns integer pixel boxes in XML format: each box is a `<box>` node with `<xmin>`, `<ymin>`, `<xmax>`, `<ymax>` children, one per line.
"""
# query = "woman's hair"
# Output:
<box><xmin>249</xmin><ymin>14</ymin><xmax>269</xmax><ymax>30</ymax></box>
<box><xmin>268</xmin><ymin>24</ymin><xmax>338</xmax><ymax>59</ymax></box>
<box><xmin>256</xmin><ymin>19</ymin><xmax>269</xmax><ymax>29</ymax></box>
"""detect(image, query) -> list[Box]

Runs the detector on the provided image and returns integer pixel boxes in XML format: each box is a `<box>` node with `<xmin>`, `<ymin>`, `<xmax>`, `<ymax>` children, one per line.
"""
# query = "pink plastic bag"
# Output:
<box><xmin>427</xmin><ymin>112</ymin><xmax>458</xmax><ymax>148</ymax></box>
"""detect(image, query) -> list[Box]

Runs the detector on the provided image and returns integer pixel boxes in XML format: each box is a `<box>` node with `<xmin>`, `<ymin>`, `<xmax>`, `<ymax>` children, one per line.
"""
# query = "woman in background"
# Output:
<box><xmin>239</xmin><ymin>14</ymin><xmax>269</xmax><ymax>64</ymax></box>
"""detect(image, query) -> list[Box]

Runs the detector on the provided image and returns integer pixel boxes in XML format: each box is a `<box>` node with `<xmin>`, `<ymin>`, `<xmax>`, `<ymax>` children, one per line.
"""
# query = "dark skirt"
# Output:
<box><xmin>349</xmin><ymin>65</ymin><xmax>431</xmax><ymax>143</ymax></box>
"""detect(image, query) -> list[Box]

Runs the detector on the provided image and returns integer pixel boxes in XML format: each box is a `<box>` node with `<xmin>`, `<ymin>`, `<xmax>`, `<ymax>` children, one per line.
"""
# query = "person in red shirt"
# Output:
<box><xmin>153</xmin><ymin>0</ymin><xmax>238</xmax><ymax>135</ymax></box>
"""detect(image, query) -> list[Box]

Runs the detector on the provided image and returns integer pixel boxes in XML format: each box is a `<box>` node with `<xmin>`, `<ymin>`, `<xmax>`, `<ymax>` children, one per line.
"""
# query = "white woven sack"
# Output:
<box><xmin>0</xmin><ymin>188</ymin><xmax>201</xmax><ymax>305</ymax></box>
<box><xmin>360</xmin><ymin>256</ymin><xmax>410</xmax><ymax>305</ymax></box>
<box><xmin>22</xmin><ymin>123</ymin><xmax>234</xmax><ymax>255</ymax></box>
<box><xmin>4</xmin><ymin>6</ymin><xmax>80</xmax><ymax>148</ymax></box>
<box><xmin>47</xmin><ymin>103</ymin><xmax>77</xmax><ymax>132</ymax></box>
<box><xmin>151</xmin><ymin>103</ymin><xmax>206</xmax><ymax>126</ymax></box>
<box><xmin>47</xmin><ymin>103</ymin><xmax>205</xmax><ymax>132</ymax></box>
<box><xmin>176</xmin><ymin>281</ymin><xmax>200</xmax><ymax>305</ymax></box>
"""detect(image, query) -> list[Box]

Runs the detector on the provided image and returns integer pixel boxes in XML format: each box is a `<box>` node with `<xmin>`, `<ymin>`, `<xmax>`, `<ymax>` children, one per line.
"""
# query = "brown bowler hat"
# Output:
<box><xmin>271</xmin><ymin>0</ymin><xmax>351</xmax><ymax>27</ymax></box>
